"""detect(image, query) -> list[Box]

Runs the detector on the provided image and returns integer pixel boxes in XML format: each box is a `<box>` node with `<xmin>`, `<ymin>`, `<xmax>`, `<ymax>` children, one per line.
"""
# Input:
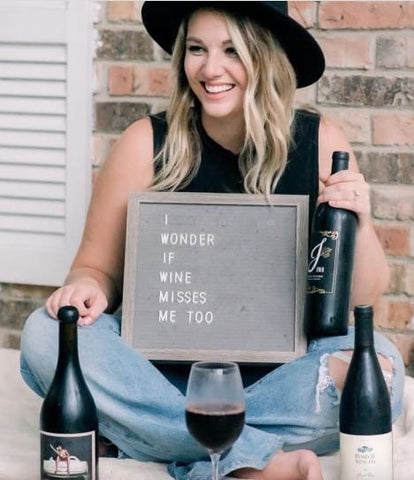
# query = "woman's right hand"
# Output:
<box><xmin>45</xmin><ymin>278</ymin><xmax>109</xmax><ymax>326</ymax></box>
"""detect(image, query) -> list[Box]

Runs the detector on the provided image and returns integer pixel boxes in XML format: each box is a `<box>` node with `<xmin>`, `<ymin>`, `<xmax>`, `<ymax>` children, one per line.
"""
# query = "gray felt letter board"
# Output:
<box><xmin>122</xmin><ymin>192</ymin><xmax>308</xmax><ymax>363</ymax></box>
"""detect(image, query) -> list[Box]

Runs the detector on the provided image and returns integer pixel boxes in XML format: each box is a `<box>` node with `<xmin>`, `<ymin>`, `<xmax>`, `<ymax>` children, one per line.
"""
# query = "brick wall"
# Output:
<box><xmin>2</xmin><ymin>1</ymin><xmax>414</xmax><ymax>373</ymax></box>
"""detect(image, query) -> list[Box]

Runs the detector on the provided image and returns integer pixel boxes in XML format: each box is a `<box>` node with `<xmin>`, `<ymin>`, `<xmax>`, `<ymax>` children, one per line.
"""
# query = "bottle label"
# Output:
<box><xmin>307</xmin><ymin>230</ymin><xmax>339</xmax><ymax>294</ymax></box>
<box><xmin>40</xmin><ymin>430</ymin><xmax>97</xmax><ymax>480</ymax></box>
<box><xmin>340</xmin><ymin>432</ymin><xmax>393</xmax><ymax>480</ymax></box>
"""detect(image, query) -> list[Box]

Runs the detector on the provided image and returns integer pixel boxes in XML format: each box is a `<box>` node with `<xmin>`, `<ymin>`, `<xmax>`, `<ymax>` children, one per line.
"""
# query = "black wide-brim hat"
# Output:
<box><xmin>141</xmin><ymin>1</ymin><xmax>325</xmax><ymax>88</ymax></box>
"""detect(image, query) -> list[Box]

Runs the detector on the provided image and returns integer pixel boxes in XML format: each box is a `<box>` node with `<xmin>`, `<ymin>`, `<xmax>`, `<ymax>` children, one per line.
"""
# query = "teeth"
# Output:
<box><xmin>205</xmin><ymin>84</ymin><xmax>233</xmax><ymax>93</ymax></box>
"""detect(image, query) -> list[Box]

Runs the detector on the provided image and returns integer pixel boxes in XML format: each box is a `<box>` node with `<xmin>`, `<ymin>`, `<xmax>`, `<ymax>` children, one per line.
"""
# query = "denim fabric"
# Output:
<box><xmin>20</xmin><ymin>307</ymin><xmax>404</xmax><ymax>480</ymax></box>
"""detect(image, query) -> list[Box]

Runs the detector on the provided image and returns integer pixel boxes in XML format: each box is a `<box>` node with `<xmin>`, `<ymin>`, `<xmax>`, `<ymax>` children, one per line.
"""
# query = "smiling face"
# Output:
<box><xmin>184</xmin><ymin>9</ymin><xmax>248</xmax><ymax>125</ymax></box>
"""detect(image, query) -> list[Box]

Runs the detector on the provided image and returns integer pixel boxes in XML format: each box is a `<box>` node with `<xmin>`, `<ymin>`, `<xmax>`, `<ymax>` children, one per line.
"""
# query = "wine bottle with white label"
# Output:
<box><xmin>40</xmin><ymin>306</ymin><xmax>99</xmax><ymax>480</ymax></box>
<box><xmin>305</xmin><ymin>150</ymin><xmax>358</xmax><ymax>338</ymax></box>
<box><xmin>340</xmin><ymin>305</ymin><xmax>393</xmax><ymax>480</ymax></box>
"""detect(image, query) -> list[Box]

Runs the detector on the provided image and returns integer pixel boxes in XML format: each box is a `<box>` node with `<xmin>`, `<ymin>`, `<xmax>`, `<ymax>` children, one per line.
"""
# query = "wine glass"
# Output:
<box><xmin>185</xmin><ymin>361</ymin><xmax>245</xmax><ymax>480</ymax></box>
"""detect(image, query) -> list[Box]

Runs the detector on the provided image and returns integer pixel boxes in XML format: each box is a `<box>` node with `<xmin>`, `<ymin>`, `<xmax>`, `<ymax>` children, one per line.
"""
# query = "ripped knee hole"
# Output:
<box><xmin>328</xmin><ymin>350</ymin><xmax>393</xmax><ymax>391</ymax></box>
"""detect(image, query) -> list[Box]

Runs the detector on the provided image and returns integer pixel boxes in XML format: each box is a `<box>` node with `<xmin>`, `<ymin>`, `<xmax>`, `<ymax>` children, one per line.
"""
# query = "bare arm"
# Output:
<box><xmin>46</xmin><ymin>117</ymin><xmax>155</xmax><ymax>324</ymax></box>
<box><xmin>318</xmin><ymin>116</ymin><xmax>390</xmax><ymax>307</ymax></box>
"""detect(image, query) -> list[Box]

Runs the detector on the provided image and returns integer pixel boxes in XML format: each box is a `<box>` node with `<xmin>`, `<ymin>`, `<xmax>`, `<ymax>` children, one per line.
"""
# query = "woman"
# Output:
<box><xmin>21</xmin><ymin>3</ymin><xmax>404</xmax><ymax>479</ymax></box>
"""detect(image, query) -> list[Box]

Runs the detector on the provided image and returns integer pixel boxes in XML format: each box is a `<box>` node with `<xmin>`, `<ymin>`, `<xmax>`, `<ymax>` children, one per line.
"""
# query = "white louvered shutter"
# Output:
<box><xmin>0</xmin><ymin>0</ymin><xmax>92</xmax><ymax>286</ymax></box>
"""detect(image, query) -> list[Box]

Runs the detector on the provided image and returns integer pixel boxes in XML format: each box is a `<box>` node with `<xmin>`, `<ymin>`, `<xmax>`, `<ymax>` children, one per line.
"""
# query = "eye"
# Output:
<box><xmin>187</xmin><ymin>44</ymin><xmax>204</xmax><ymax>55</ymax></box>
<box><xmin>225</xmin><ymin>46</ymin><xmax>238</xmax><ymax>57</ymax></box>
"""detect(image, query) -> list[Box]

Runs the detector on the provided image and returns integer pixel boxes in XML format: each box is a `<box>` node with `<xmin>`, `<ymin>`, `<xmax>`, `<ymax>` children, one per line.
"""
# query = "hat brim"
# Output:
<box><xmin>141</xmin><ymin>1</ymin><xmax>325</xmax><ymax>88</ymax></box>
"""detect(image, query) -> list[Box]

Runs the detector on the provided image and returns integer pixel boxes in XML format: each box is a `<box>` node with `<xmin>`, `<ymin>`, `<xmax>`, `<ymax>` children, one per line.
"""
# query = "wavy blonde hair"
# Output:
<box><xmin>151</xmin><ymin>8</ymin><xmax>297</xmax><ymax>195</ymax></box>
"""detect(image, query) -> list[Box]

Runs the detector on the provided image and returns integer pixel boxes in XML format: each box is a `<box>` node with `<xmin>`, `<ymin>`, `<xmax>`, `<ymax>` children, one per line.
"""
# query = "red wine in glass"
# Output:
<box><xmin>186</xmin><ymin>403</ymin><xmax>245</xmax><ymax>452</ymax></box>
<box><xmin>185</xmin><ymin>362</ymin><xmax>245</xmax><ymax>480</ymax></box>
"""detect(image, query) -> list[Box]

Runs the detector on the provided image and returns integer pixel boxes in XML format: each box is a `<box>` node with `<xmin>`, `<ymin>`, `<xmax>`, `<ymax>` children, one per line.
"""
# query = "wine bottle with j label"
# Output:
<box><xmin>305</xmin><ymin>150</ymin><xmax>358</xmax><ymax>338</ymax></box>
<box><xmin>340</xmin><ymin>305</ymin><xmax>393</xmax><ymax>480</ymax></box>
<box><xmin>40</xmin><ymin>306</ymin><xmax>99</xmax><ymax>480</ymax></box>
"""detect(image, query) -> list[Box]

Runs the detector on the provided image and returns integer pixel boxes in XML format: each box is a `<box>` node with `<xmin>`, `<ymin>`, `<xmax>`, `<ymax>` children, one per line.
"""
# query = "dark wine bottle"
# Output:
<box><xmin>340</xmin><ymin>305</ymin><xmax>393</xmax><ymax>480</ymax></box>
<box><xmin>305</xmin><ymin>150</ymin><xmax>358</xmax><ymax>338</ymax></box>
<box><xmin>40</xmin><ymin>306</ymin><xmax>99</xmax><ymax>480</ymax></box>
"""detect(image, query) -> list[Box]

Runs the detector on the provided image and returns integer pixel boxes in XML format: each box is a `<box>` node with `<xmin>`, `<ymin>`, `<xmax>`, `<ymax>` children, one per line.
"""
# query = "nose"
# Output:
<box><xmin>202</xmin><ymin>51</ymin><xmax>225</xmax><ymax>78</ymax></box>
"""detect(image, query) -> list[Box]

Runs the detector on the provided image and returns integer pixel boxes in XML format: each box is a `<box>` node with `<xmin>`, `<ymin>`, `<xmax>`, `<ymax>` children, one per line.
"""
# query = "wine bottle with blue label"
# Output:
<box><xmin>340</xmin><ymin>305</ymin><xmax>393</xmax><ymax>480</ymax></box>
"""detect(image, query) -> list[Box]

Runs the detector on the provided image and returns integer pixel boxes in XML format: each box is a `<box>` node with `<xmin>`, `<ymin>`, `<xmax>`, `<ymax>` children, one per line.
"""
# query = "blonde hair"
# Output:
<box><xmin>151</xmin><ymin>8</ymin><xmax>297</xmax><ymax>195</ymax></box>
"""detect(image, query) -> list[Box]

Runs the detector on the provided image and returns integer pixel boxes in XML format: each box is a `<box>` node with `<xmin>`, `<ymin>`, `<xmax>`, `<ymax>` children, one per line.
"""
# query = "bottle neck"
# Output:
<box><xmin>57</xmin><ymin>321</ymin><xmax>80</xmax><ymax>367</ymax></box>
<box><xmin>354</xmin><ymin>315</ymin><xmax>374</xmax><ymax>348</ymax></box>
<box><xmin>331</xmin><ymin>156</ymin><xmax>349</xmax><ymax>174</ymax></box>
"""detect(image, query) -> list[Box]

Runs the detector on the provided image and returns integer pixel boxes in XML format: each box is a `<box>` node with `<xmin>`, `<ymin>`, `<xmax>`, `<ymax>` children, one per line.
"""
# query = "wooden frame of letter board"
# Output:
<box><xmin>122</xmin><ymin>192</ymin><xmax>308</xmax><ymax>364</ymax></box>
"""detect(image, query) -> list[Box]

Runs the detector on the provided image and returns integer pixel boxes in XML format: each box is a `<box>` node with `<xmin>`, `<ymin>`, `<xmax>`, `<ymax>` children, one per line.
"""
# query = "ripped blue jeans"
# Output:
<box><xmin>20</xmin><ymin>308</ymin><xmax>404</xmax><ymax>480</ymax></box>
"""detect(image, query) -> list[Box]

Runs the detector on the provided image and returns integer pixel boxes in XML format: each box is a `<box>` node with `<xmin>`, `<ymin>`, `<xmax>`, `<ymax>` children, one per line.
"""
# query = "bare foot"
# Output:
<box><xmin>231</xmin><ymin>449</ymin><xmax>323</xmax><ymax>480</ymax></box>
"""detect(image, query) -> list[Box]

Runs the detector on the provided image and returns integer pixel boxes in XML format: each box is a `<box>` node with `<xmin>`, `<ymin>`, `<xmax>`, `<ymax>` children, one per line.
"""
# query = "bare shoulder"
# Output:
<box><xmin>318</xmin><ymin>115</ymin><xmax>359</xmax><ymax>183</ymax></box>
<box><xmin>116</xmin><ymin>116</ymin><xmax>154</xmax><ymax>156</ymax></box>
<box><xmin>98</xmin><ymin>117</ymin><xmax>155</xmax><ymax>190</ymax></box>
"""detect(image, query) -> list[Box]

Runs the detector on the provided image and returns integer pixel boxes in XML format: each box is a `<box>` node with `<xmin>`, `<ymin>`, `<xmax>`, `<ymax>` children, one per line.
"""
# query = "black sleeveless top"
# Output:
<box><xmin>148</xmin><ymin>110</ymin><xmax>320</xmax><ymax>389</ymax></box>
<box><xmin>149</xmin><ymin>109</ymin><xmax>320</xmax><ymax>226</ymax></box>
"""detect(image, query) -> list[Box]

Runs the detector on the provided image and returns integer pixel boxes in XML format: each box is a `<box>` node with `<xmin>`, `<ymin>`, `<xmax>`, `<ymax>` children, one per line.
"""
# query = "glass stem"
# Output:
<box><xmin>210</xmin><ymin>451</ymin><xmax>221</xmax><ymax>480</ymax></box>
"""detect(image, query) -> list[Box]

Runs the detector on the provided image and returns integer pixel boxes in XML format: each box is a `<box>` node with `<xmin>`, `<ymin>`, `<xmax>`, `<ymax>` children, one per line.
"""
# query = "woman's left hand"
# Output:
<box><xmin>317</xmin><ymin>170</ymin><xmax>371</xmax><ymax>227</ymax></box>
